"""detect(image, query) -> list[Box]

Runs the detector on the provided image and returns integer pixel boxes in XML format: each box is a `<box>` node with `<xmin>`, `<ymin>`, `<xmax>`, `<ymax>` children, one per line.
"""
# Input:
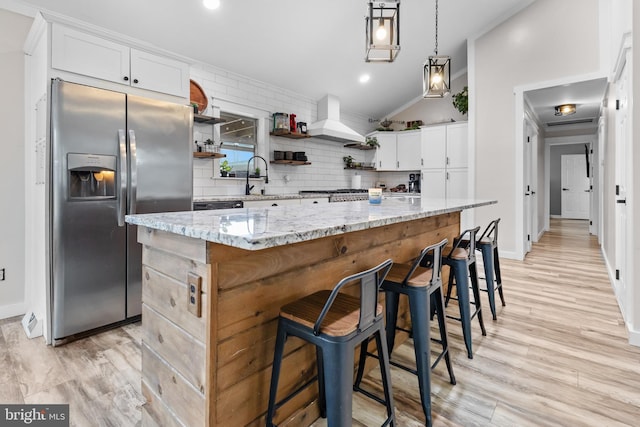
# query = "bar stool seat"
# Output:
<box><xmin>443</xmin><ymin>227</ymin><xmax>487</xmax><ymax>359</ymax></box>
<box><xmin>266</xmin><ymin>259</ymin><xmax>395</xmax><ymax>427</ymax></box>
<box><xmin>354</xmin><ymin>239</ymin><xmax>454</xmax><ymax>427</ymax></box>
<box><xmin>280</xmin><ymin>290</ymin><xmax>383</xmax><ymax>336</ymax></box>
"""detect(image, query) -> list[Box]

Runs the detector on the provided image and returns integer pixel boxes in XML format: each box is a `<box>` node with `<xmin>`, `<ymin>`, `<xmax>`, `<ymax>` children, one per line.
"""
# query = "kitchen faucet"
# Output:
<box><xmin>245</xmin><ymin>155</ymin><xmax>269</xmax><ymax>195</ymax></box>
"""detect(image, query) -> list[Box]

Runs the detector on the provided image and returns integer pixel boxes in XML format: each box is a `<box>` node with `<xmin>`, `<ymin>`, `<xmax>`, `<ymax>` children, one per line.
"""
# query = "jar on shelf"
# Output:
<box><xmin>273</xmin><ymin>112</ymin><xmax>289</xmax><ymax>131</ymax></box>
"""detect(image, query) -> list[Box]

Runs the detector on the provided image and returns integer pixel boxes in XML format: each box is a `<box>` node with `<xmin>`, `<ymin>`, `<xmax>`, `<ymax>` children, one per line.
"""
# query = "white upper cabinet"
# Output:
<box><xmin>374</xmin><ymin>132</ymin><xmax>398</xmax><ymax>171</ymax></box>
<box><xmin>373</xmin><ymin>130</ymin><xmax>421</xmax><ymax>171</ymax></box>
<box><xmin>420</xmin><ymin>126</ymin><xmax>447</xmax><ymax>169</ymax></box>
<box><xmin>445</xmin><ymin>123</ymin><xmax>468</xmax><ymax>169</ymax></box>
<box><xmin>52</xmin><ymin>24</ymin><xmax>130</xmax><ymax>85</ymax></box>
<box><xmin>396</xmin><ymin>131</ymin><xmax>422</xmax><ymax>171</ymax></box>
<box><xmin>129</xmin><ymin>49</ymin><xmax>189</xmax><ymax>97</ymax></box>
<box><xmin>51</xmin><ymin>24</ymin><xmax>189</xmax><ymax>98</ymax></box>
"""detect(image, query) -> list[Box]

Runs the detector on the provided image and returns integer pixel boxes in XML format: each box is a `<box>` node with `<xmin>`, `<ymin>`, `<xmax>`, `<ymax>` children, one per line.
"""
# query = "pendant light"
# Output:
<box><xmin>423</xmin><ymin>0</ymin><xmax>450</xmax><ymax>98</ymax></box>
<box><xmin>365</xmin><ymin>1</ymin><xmax>401</xmax><ymax>63</ymax></box>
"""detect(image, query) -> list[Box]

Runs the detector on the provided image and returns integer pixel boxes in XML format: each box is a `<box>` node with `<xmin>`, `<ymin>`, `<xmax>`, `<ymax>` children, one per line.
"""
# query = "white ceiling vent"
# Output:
<box><xmin>546</xmin><ymin>118</ymin><xmax>595</xmax><ymax>127</ymax></box>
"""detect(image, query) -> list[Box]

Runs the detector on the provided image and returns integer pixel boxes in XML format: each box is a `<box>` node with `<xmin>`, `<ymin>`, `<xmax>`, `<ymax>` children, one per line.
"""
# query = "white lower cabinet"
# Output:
<box><xmin>421</xmin><ymin>168</ymin><xmax>468</xmax><ymax>200</ymax></box>
<box><xmin>446</xmin><ymin>169</ymin><xmax>469</xmax><ymax>199</ymax></box>
<box><xmin>421</xmin><ymin>169</ymin><xmax>446</xmax><ymax>199</ymax></box>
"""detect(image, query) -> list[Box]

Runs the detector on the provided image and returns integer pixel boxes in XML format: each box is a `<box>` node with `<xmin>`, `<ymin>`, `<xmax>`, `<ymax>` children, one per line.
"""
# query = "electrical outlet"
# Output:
<box><xmin>187</xmin><ymin>272</ymin><xmax>202</xmax><ymax>317</ymax></box>
<box><xmin>0</xmin><ymin>268</ymin><xmax>5</xmax><ymax>281</ymax></box>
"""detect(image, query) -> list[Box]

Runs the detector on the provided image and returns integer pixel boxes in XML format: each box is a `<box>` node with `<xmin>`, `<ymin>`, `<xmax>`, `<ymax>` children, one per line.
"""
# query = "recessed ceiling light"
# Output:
<box><xmin>359</xmin><ymin>74</ymin><xmax>370</xmax><ymax>84</ymax></box>
<box><xmin>203</xmin><ymin>0</ymin><xmax>221</xmax><ymax>10</ymax></box>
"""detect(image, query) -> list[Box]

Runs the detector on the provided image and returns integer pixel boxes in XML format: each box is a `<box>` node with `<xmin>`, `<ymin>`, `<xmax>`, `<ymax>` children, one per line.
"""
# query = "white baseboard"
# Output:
<box><xmin>0</xmin><ymin>303</ymin><xmax>26</xmax><ymax>320</ymax></box>
<box><xmin>550</xmin><ymin>214</ymin><xmax>562</xmax><ymax>219</ymax></box>
<box><xmin>629</xmin><ymin>328</ymin><xmax>640</xmax><ymax>347</ymax></box>
<box><xmin>537</xmin><ymin>228</ymin><xmax>546</xmax><ymax>242</ymax></box>
<box><xmin>498</xmin><ymin>249</ymin><xmax>522</xmax><ymax>260</ymax></box>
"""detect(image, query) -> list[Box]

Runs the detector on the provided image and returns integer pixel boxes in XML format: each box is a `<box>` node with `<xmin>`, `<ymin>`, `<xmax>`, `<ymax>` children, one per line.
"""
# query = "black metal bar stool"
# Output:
<box><xmin>266</xmin><ymin>259</ymin><xmax>395</xmax><ymax>427</ymax></box>
<box><xmin>476</xmin><ymin>218</ymin><xmax>505</xmax><ymax>320</ymax></box>
<box><xmin>353</xmin><ymin>239</ymin><xmax>454</xmax><ymax>427</ymax></box>
<box><xmin>444</xmin><ymin>227</ymin><xmax>487</xmax><ymax>359</ymax></box>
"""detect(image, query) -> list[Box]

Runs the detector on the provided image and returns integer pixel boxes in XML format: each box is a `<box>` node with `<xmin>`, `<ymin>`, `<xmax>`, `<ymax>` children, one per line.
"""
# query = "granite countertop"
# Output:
<box><xmin>125</xmin><ymin>197</ymin><xmax>496</xmax><ymax>251</ymax></box>
<box><xmin>193</xmin><ymin>193</ymin><xmax>329</xmax><ymax>202</ymax></box>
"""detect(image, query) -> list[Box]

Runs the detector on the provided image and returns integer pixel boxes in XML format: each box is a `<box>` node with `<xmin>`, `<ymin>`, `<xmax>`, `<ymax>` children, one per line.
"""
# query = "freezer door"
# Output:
<box><xmin>126</xmin><ymin>95</ymin><xmax>192</xmax><ymax>317</ymax></box>
<box><xmin>50</xmin><ymin>80</ymin><xmax>127</xmax><ymax>339</ymax></box>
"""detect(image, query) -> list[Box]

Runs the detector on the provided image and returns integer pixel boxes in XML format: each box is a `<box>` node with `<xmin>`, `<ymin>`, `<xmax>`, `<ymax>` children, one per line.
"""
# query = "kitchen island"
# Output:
<box><xmin>125</xmin><ymin>197</ymin><xmax>495</xmax><ymax>426</ymax></box>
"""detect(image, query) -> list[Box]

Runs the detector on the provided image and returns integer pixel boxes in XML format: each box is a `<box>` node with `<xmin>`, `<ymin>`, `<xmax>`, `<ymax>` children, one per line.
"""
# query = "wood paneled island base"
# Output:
<box><xmin>126</xmin><ymin>197</ymin><xmax>496</xmax><ymax>425</ymax></box>
<box><xmin>138</xmin><ymin>212</ymin><xmax>460</xmax><ymax>426</ymax></box>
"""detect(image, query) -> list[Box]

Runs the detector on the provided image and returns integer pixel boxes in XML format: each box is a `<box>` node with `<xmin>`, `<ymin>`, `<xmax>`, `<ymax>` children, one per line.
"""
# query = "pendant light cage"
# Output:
<box><xmin>423</xmin><ymin>55</ymin><xmax>451</xmax><ymax>98</ymax></box>
<box><xmin>365</xmin><ymin>1</ymin><xmax>401</xmax><ymax>63</ymax></box>
<box><xmin>423</xmin><ymin>0</ymin><xmax>450</xmax><ymax>98</ymax></box>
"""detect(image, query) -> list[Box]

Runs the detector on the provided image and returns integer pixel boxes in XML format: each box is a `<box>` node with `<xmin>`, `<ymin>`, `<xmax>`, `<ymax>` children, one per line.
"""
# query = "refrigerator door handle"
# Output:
<box><xmin>128</xmin><ymin>129</ymin><xmax>138</xmax><ymax>215</ymax></box>
<box><xmin>117</xmin><ymin>129</ymin><xmax>127</xmax><ymax>226</ymax></box>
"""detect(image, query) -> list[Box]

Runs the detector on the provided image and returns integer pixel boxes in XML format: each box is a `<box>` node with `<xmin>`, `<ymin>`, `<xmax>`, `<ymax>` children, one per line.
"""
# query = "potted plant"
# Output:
<box><xmin>452</xmin><ymin>86</ymin><xmax>468</xmax><ymax>115</ymax></box>
<box><xmin>343</xmin><ymin>155</ymin><xmax>354</xmax><ymax>168</ymax></box>
<box><xmin>365</xmin><ymin>136</ymin><xmax>380</xmax><ymax>148</ymax></box>
<box><xmin>203</xmin><ymin>138</ymin><xmax>215</xmax><ymax>152</ymax></box>
<box><xmin>220</xmin><ymin>159</ymin><xmax>232</xmax><ymax>177</ymax></box>
<box><xmin>251</xmin><ymin>167</ymin><xmax>261</xmax><ymax>178</ymax></box>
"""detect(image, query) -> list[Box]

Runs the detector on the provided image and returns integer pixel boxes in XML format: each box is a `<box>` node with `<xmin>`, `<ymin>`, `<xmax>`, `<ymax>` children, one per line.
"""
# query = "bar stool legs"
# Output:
<box><xmin>355</xmin><ymin>239</ymin><xmax>454</xmax><ymax>427</ymax></box>
<box><xmin>443</xmin><ymin>227</ymin><xmax>487</xmax><ymax>359</ymax></box>
<box><xmin>476</xmin><ymin>218</ymin><xmax>505</xmax><ymax>320</ymax></box>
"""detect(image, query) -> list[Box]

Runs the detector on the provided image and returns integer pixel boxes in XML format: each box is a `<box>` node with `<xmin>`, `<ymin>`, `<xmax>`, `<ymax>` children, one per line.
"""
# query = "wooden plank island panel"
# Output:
<box><xmin>138</xmin><ymin>211</ymin><xmax>460</xmax><ymax>426</ymax></box>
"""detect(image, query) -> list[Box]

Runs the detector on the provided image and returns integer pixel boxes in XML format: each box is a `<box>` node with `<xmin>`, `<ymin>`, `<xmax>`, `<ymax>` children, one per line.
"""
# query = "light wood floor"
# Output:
<box><xmin>2</xmin><ymin>219</ymin><xmax>639</xmax><ymax>426</ymax></box>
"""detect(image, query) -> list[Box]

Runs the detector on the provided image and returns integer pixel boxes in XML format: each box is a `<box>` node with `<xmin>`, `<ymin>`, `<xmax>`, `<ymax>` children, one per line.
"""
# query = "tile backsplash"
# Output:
<box><xmin>190</xmin><ymin>63</ymin><xmax>416</xmax><ymax>198</ymax></box>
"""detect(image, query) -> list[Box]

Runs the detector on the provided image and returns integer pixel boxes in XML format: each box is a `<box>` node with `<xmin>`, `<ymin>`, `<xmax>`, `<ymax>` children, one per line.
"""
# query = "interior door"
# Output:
<box><xmin>561</xmin><ymin>154</ymin><xmax>590</xmax><ymax>219</ymax></box>
<box><xmin>614</xmin><ymin>54</ymin><xmax>630</xmax><ymax>310</ymax></box>
<box><xmin>524</xmin><ymin>123</ymin><xmax>533</xmax><ymax>253</ymax></box>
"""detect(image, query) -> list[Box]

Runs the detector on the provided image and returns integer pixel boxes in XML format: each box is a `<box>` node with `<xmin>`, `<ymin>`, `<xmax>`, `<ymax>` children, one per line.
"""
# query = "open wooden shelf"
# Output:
<box><xmin>270</xmin><ymin>160</ymin><xmax>311</xmax><ymax>166</ymax></box>
<box><xmin>344</xmin><ymin>166</ymin><xmax>376</xmax><ymax>171</ymax></box>
<box><xmin>270</xmin><ymin>130</ymin><xmax>311</xmax><ymax>139</ymax></box>
<box><xmin>344</xmin><ymin>143</ymin><xmax>375</xmax><ymax>150</ymax></box>
<box><xmin>193</xmin><ymin>152</ymin><xmax>226</xmax><ymax>158</ymax></box>
<box><xmin>194</xmin><ymin>114</ymin><xmax>226</xmax><ymax>125</ymax></box>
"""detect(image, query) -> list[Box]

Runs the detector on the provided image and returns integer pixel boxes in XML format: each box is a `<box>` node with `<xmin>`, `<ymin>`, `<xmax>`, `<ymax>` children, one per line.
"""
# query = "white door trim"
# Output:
<box><xmin>514</xmin><ymin>71</ymin><xmax>608</xmax><ymax>260</ymax></box>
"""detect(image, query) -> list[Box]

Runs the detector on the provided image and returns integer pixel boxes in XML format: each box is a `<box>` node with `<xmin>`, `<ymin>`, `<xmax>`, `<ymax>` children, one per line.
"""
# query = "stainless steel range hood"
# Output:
<box><xmin>307</xmin><ymin>95</ymin><xmax>365</xmax><ymax>143</ymax></box>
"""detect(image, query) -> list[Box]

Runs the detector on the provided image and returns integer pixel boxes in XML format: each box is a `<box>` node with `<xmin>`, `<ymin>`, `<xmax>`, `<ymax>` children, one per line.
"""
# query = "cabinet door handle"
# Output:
<box><xmin>133</xmin><ymin>78</ymin><xmax>139</xmax><ymax>84</ymax></box>
<box><xmin>421</xmin><ymin>158</ymin><xmax>424</xmax><ymax>166</ymax></box>
<box><xmin>123</xmin><ymin>76</ymin><xmax>129</xmax><ymax>81</ymax></box>
<box><xmin>446</xmin><ymin>172</ymin><xmax>449</xmax><ymax>180</ymax></box>
<box><xmin>397</xmin><ymin>161</ymin><xmax>399</xmax><ymax>168</ymax></box>
<box><xmin>446</xmin><ymin>157</ymin><xmax>450</xmax><ymax>165</ymax></box>
<box><xmin>271</xmin><ymin>203</ymin><xmax>278</xmax><ymax>207</ymax></box>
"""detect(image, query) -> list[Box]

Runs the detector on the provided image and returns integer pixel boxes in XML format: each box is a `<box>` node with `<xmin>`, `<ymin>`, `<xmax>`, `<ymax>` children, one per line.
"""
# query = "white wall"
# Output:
<box><xmin>189</xmin><ymin>62</ymin><xmax>382</xmax><ymax>198</ymax></box>
<box><xmin>0</xmin><ymin>9</ymin><xmax>33</xmax><ymax>319</ymax></box>
<box><xmin>389</xmin><ymin>73</ymin><xmax>468</xmax><ymax>128</ymax></box>
<box><xmin>471</xmin><ymin>0</ymin><xmax>600</xmax><ymax>258</ymax></box>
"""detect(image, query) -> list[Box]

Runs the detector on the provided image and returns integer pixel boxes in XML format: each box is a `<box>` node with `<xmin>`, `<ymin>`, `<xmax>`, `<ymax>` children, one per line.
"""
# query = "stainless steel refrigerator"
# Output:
<box><xmin>49</xmin><ymin>79</ymin><xmax>192</xmax><ymax>343</ymax></box>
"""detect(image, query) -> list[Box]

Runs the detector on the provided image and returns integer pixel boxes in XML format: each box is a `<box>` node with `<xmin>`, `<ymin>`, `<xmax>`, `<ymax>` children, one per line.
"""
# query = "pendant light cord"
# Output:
<box><xmin>434</xmin><ymin>0</ymin><xmax>439</xmax><ymax>55</ymax></box>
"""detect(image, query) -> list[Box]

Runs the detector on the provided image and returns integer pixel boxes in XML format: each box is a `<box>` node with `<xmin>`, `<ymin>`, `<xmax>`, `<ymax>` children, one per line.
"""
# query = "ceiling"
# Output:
<box><xmin>11</xmin><ymin>0</ymin><xmax>535</xmax><ymax>119</ymax></box>
<box><xmin>525</xmin><ymin>78</ymin><xmax>608</xmax><ymax>135</ymax></box>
